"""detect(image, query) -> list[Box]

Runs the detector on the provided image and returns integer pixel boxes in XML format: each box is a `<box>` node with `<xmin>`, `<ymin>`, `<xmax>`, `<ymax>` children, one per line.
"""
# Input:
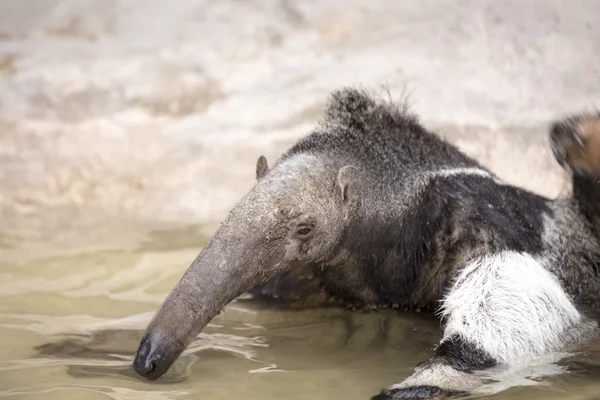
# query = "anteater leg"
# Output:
<box><xmin>373</xmin><ymin>251</ymin><xmax>590</xmax><ymax>400</ymax></box>
<box><xmin>372</xmin><ymin>337</ymin><xmax>487</xmax><ymax>400</ymax></box>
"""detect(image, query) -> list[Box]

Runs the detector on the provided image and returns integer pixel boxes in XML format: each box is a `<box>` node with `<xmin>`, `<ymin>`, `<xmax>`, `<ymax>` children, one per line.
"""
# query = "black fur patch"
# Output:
<box><xmin>573</xmin><ymin>175</ymin><xmax>600</xmax><ymax>239</ymax></box>
<box><xmin>350</xmin><ymin>181</ymin><xmax>446</xmax><ymax>308</ymax></box>
<box><xmin>435</xmin><ymin>334</ymin><xmax>496</xmax><ymax>372</ymax></box>
<box><xmin>437</xmin><ymin>175</ymin><xmax>551</xmax><ymax>254</ymax></box>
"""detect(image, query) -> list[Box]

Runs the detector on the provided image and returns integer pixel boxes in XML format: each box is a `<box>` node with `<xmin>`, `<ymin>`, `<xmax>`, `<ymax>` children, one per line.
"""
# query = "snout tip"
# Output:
<box><xmin>133</xmin><ymin>333</ymin><xmax>172</xmax><ymax>381</ymax></box>
<box><xmin>133</xmin><ymin>339</ymin><xmax>157</xmax><ymax>378</ymax></box>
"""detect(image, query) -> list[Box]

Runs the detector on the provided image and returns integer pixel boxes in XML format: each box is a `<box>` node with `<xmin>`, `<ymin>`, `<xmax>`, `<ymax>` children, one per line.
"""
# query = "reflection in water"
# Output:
<box><xmin>1</xmin><ymin>232</ymin><xmax>600</xmax><ymax>399</ymax></box>
<box><xmin>31</xmin><ymin>326</ymin><xmax>274</xmax><ymax>383</ymax></box>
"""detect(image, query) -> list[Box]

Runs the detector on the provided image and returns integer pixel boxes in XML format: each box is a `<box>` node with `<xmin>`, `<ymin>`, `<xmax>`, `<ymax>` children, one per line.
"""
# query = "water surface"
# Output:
<box><xmin>1</xmin><ymin>228</ymin><xmax>600</xmax><ymax>399</ymax></box>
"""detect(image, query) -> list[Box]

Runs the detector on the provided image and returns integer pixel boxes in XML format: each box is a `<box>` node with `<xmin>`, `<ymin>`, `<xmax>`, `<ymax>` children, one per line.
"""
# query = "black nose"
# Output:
<box><xmin>133</xmin><ymin>337</ymin><xmax>156</xmax><ymax>377</ymax></box>
<box><xmin>133</xmin><ymin>333</ymin><xmax>172</xmax><ymax>380</ymax></box>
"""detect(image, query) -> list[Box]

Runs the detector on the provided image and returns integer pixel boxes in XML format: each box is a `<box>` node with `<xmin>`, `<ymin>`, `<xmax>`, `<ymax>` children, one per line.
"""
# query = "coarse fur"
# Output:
<box><xmin>134</xmin><ymin>88</ymin><xmax>600</xmax><ymax>400</ymax></box>
<box><xmin>259</xmin><ymin>90</ymin><xmax>554</xmax><ymax>310</ymax></box>
<box><xmin>440</xmin><ymin>252</ymin><xmax>590</xmax><ymax>364</ymax></box>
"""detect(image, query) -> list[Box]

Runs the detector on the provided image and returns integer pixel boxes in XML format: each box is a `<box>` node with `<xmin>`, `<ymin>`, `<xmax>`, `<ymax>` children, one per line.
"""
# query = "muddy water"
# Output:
<box><xmin>2</xmin><ymin>228</ymin><xmax>600</xmax><ymax>400</ymax></box>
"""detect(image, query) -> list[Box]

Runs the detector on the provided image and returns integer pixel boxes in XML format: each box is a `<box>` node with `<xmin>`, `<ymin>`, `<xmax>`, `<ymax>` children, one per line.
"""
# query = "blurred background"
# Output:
<box><xmin>2</xmin><ymin>0</ymin><xmax>599</xmax><ymax>257</ymax></box>
<box><xmin>1</xmin><ymin>1</ymin><xmax>600</xmax><ymax>399</ymax></box>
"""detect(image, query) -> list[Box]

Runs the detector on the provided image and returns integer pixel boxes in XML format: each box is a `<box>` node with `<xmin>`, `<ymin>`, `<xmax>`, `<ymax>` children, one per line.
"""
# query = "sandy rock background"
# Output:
<box><xmin>0</xmin><ymin>0</ymin><xmax>599</xmax><ymax>256</ymax></box>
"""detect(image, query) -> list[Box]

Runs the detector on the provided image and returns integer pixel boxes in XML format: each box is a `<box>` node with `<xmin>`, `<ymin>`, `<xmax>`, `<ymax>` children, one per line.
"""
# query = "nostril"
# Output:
<box><xmin>133</xmin><ymin>338</ymin><xmax>158</xmax><ymax>377</ymax></box>
<box><xmin>145</xmin><ymin>360</ymin><xmax>156</xmax><ymax>375</ymax></box>
<box><xmin>146</xmin><ymin>360</ymin><xmax>156</xmax><ymax>374</ymax></box>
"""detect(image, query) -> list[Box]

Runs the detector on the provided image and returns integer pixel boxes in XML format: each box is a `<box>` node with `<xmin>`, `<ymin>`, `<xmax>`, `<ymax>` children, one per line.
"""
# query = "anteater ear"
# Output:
<box><xmin>336</xmin><ymin>165</ymin><xmax>359</xmax><ymax>203</ymax></box>
<box><xmin>256</xmin><ymin>156</ymin><xmax>269</xmax><ymax>180</ymax></box>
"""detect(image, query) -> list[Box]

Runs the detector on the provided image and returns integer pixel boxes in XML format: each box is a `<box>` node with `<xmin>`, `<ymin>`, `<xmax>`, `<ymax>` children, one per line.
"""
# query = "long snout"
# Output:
<box><xmin>132</xmin><ymin>221</ymin><xmax>280</xmax><ymax>380</ymax></box>
<box><xmin>132</xmin><ymin>257</ymin><xmax>223</xmax><ymax>380</ymax></box>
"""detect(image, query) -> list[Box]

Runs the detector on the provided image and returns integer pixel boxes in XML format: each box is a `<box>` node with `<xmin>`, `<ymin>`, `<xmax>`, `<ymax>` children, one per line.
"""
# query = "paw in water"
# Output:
<box><xmin>550</xmin><ymin>113</ymin><xmax>600</xmax><ymax>177</ymax></box>
<box><xmin>371</xmin><ymin>385</ymin><xmax>460</xmax><ymax>400</ymax></box>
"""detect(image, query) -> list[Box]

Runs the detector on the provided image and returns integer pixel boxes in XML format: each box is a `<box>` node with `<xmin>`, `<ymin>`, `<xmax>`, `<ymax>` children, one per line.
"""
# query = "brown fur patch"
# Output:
<box><xmin>555</xmin><ymin>117</ymin><xmax>600</xmax><ymax>176</ymax></box>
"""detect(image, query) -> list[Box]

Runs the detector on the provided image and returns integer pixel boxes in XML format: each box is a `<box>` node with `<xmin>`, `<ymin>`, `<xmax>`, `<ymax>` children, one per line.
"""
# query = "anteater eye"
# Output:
<box><xmin>296</xmin><ymin>226</ymin><xmax>312</xmax><ymax>237</ymax></box>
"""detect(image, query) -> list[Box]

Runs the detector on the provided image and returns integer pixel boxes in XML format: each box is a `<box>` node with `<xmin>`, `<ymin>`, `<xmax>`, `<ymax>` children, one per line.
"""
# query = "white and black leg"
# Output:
<box><xmin>373</xmin><ymin>251</ymin><xmax>591</xmax><ymax>400</ymax></box>
<box><xmin>373</xmin><ymin>337</ymin><xmax>491</xmax><ymax>400</ymax></box>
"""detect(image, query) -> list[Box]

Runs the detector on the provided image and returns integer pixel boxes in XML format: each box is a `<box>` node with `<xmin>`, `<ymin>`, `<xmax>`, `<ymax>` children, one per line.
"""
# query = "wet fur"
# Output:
<box><xmin>249</xmin><ymin>89</ymin><xmax>600</xmax><ymax>398</ymax></box>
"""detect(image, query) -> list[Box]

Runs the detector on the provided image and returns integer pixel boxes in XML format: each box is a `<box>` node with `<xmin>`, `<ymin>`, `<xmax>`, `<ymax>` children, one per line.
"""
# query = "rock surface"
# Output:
<box><xmin>0</xmin><ymin>0</ymin><xmax>599</xmax><ymax>256</ymax></box>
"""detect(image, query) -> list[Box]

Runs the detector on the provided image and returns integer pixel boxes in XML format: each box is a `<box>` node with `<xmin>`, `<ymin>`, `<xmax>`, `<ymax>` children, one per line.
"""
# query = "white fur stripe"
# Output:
<box><xmin>431</xmin><ymin>167</ymin><xmax>493</xmax><ymax>178</ymax></box>
<box><xmin>430</xmin><ymin>167</ymin><xmax>506</xmax><ymax>185</ymax></box>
